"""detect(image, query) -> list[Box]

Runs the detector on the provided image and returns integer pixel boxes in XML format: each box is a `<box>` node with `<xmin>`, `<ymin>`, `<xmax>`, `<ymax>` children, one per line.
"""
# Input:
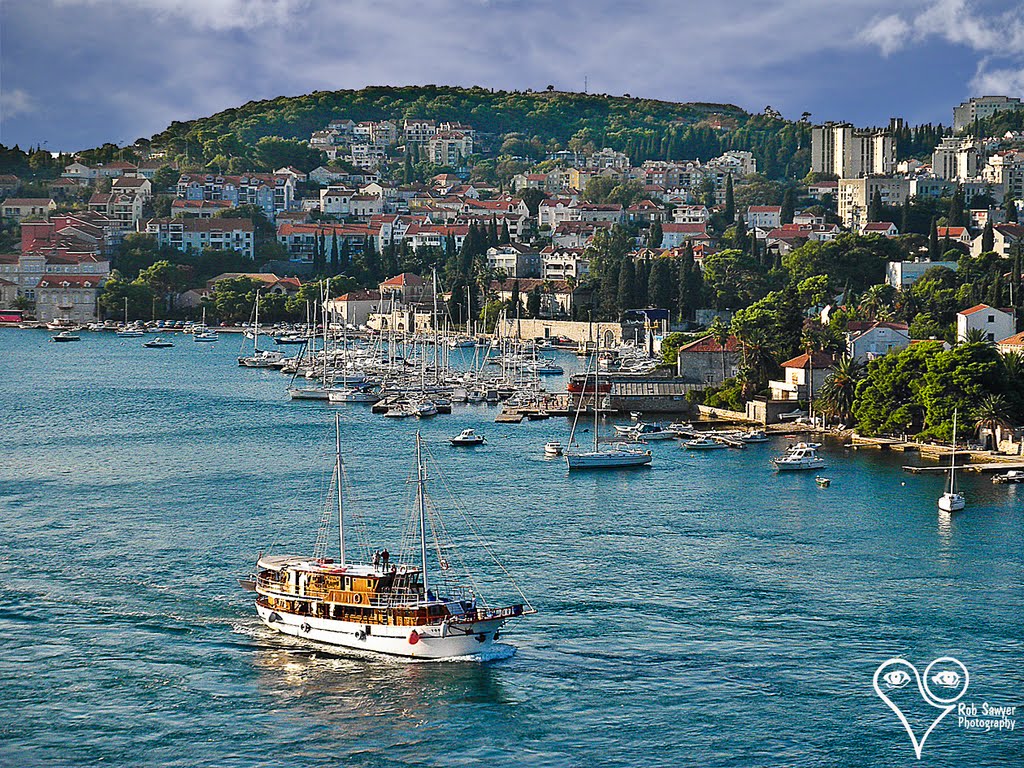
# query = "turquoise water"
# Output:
<box><xmin>0</xmin><ymin>330</ymin><xmax>1021</xmax><ymax>767</ymax></box>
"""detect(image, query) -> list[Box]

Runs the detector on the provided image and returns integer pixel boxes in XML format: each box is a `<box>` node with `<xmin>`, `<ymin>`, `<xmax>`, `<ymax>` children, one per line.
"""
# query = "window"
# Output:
<box><xmin>988</xmin><ymin>315</ymin><xmax>995</xmax><ymax>323</ymax></box>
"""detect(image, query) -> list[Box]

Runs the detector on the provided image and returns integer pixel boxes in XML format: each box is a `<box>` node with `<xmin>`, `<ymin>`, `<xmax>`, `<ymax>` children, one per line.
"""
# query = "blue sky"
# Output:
<box><xmin>2</xmin><ymin>0</ymin><xmax>1023</xmax><ymax>151</ymax></box>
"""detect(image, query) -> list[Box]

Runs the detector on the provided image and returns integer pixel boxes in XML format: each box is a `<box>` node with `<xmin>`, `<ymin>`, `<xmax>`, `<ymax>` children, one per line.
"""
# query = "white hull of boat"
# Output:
<box><xmin>565</xmin><ymin>451</ymin><xmax>652</xmax><ymax>469</ymax></box>
<box><xmin>772</xmin><ymin>459</ymin><xmax>826</xmax><ymax>471</ymax></box>
<box><xmin>288</xmin><ymin>387</ymin><xmax>331</xmax><ymax>400</ymax></box>
<box><xmin>255</xmin><ymin>602</ymin><xmax>504</xmax><ymax>659</ymax></box>
<box><xmin>938</xmin><ymin>492</ymin><xmax>965</xmax><ymax>512</ymax></box>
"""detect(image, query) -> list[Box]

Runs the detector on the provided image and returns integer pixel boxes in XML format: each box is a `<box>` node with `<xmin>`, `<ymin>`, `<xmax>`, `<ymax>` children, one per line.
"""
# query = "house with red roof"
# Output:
<box><xmin>378</xmin><ymin>272</ymin><xmax>430</xmax><ymax>305</ymax></box>
<box><xmin>769</xmin><ymin>351</ymin><xmax>835</xmax><ymax>402</ymax></box>
<box><xmin>746</xmin><ymin>205</ymin><xmax>782</xmax><ymax>229</ymax></box>
<box><xmin>1</xmin><ymin>198</ymin><xmax>56</xmax><ymax>222</ymax></box>
<box><xmin>325</xmin><ymin>290</ymin><xmax>382</xmax><ymax>328</ymax></box>
<box><xmin>971</xmin><ymin>223</ymin><xmax>1024</xmax><ymax>257</ymax></box>
<box><xmin>845</xmin><ymin>321</ymin><xmax>910</xmax><ymax>362</ymax></box>
<box><xmin>936</xmin><ymin>226</ymin><xmax>971</xmax><ymax>245</ymax></box>
<box><xmin>957</xmin><ymin>303</ymin><xmax>1015</xmax><ymax>343</ymax></box>
<box><xmin>862</xmin><ymin>221</ymin><xmax>899</xmax><ymax>237</ymax></box>
<box><xmin>676</xmin><ymin>334</ymin><xmax>741</xmax><ymax>385</ymax></box>
<box><xmin>661</xmin><ymin>222</ymin><xmax>711</xmax><ymax>249</ymax></box>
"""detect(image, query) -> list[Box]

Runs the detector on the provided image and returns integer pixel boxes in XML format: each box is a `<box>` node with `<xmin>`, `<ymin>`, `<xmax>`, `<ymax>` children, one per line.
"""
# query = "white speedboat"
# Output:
<box><xmin>938</xmin><ymin>410</ymin><xmax>966</xmax><ymax>512</ymax></box>
<box><xmin>771</xmin><ymin>442</ymin><xmax>826</xmax><ymax>471</ymax></box>
<box><xmin>533</xmin><ymin>361</ymin><xmax>564</xmax><ymax>375</ymax></box>
<box><xmin>194</xmin><ymin>331</ymin><xmax>218</xmax><ymax>342</ymax></box>
<box><xmin>143</xmin><ymin>337</ymin><xmax>174</xmax><ymax>348</ymax></box>
<box><xmin>413</xmin><ymin>400</ymin><xmax>438</xmax><ymax>418</ymax></box>
<box><xmin>629</xmin><ymin>422</ymin><xmax>678</xmax><ymax>440</ymax></box>
<box><xmin>244</xmin><ymin>421</ymin><xmax>533</xmax><ymax>659</ymax></box>
<box><xmin>288</xmin><ymin>386</ymin><xmax>331</xmax><ymax>400</ymax></box>
<box><xmin>49</xmin><ymin>330</ymin><xmax>81</xmax><ymax>342</ymax></box>
<box><xmin>116</xmin><ymin>327</ymin><xmax>144</xmax><ymax>338</ymax></box>
<box><xmin>384</xmin><ymin>404</ymin><xmax>414</xmax><ymax>418</ymax></box>
<box><xmin>450</xmin><ymin>429</ymin><xmax>486</xmax><ymax>446</ymax></box>
<box><xmin>739</xmin><ymin>430</ymin><xmax>770</xmax><ymax>443</ymax></box>
<box><xmin>544</xmin><ymin>441</ymin><xmax>563</xmax><ymax>457</ymax></box>
<box><xmin>466</xmin><ymin>390</ymin><xmax>486</xmax><ymax>403</ymax></box>
<box><xmin>993</xmin><ymin>470</ymin><xmax>1024</xmax><ymax>484</ymax></box>
<box><xmin>682</xmin><ymin>437</ymin><xmax>726</xmax><ymax>450</ymax></box>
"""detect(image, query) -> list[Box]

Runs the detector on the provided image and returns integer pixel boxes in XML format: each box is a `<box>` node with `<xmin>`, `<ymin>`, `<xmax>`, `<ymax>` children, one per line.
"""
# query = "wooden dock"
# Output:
<box><xmin>903</xmin><ymin>460</ymin><xmax>1024</xmax><ymax>474</ymax></box>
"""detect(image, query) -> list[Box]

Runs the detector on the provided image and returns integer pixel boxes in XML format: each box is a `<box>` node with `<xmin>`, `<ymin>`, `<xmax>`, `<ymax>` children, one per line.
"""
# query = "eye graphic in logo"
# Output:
<box><xmin>883</xmin><ymin>669</ymin><xmax>912</xmax><ymax>689</ymax></box>
<box><xmin>930</xmin><ymin>671</ymin><xmax>961</xmax><ymax>688</ymax></box>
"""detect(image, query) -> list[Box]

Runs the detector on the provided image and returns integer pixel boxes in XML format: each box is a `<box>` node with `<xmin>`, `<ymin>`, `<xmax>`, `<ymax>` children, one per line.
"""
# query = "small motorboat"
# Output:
<box><xmin>193</xmin><ymin>330</ymin><xmax>218</xmax><ymax>342</ymax></box>
<box><xmin>450</xmin><ymin>429</ymin><xmax>486</xmax><ymax>446</ymax></box>
<box><xmin>466</xmin><ymin>390</ymin><xmax>486</xmax><ymax>403</ymax></box>
<box><xmin>526</xmin><ymin>410</ymin><xmax>551</xmax><ymax>421</ymax></box>
<box><xmin>771</xmin><ymin>442</ymin><xmax>825</xmax><ymax>471</ymax></box>
<box><xmin>992</xmin><ymin>470</ymin><xmax>1024</xmax><ymax>484</ymax></box>
<box><xmin>815</xmin><ymin>476</ymin><xmax>831</xmax><ymax>488</ymax></box>
<box><xmin>544</xmin><ymin>441</ymin><xmax>564</xmax><ymax>457</ymax></box>
<box><xmin>682</xmin><ymin>437</ymin><xmax>726</xmax><ymax>450</ymax></box>
<box><xmin>739</xmin><ymin>430</ymin><xmax>770</xmax><ymax>443</ymax></box>
<box><xmin>49</xmin><ymin>330</ymin><xmax>81</xmax><ymax>342</ymax></box>
<box><xmin>143</xmin><ymin>337</ymin><xmax>174</xmax><ymax>348</ymax></box>
<box><xmin>116</xmin><ymin>327</ymin><xmax>144</xmax><ymax>338</ymax></box>
<box><xmin>384</xmin><ymin>405</ymin><xmax>413</xmax><ymax>418</ymax></box>
<box><xmin>328</xmin><ymin>386</ymin><xmax>380</xmax><ymax>404</ymax></box>
<box><xmin>412</xmin><ymin>400</ymin><xmax>438</xmax><ymax>418</ymax></box>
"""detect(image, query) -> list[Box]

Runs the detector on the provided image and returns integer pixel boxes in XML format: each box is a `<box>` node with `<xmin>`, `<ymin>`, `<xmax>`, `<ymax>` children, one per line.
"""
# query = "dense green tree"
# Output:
<box><xmin>520</xmin><ymin>187</ymin><xmax>546</xmax><ymax>218</ymax></box>
<box><xmin>723</xmin><ymin>173</ymin><xmax>735</xmax><ymax>222</ymax></box>
<box><xmin>526</xmin><ymin>286</ymin><xmax>542</xmax><ymax>318</ymax></box>
<box><xmin>647</xmin><ymin>220</ymin><xmax>663</xmax><ymax>248</ymax></box>
<box><xmin>853</xmin><ymin>342</ymin><xmax>942</xmax><ymax>435</ymax></box>
<box><xmin>647</xmin><ymin>257</ymin><xmax>672</xmax><ymax>309</ymax></box>
<box><xmin>919</xmin><ymin>341</ymin><xmax>1006</xmax><ymax>439</ymax></box>
<box><xmin>981</xmin><ymin>218</ymin><xmax>995</xmax><ymax>253</ymax></box>
<box><xmin>1005</xmin><ymin>195</ymin><xmax>1019</xmax><ymax>223</ymax></box>
<box><xmin>617</xmin><ymin>255</ymin><xmax>637</xmax><ymax>311</ymax></box>
<box><xmin>780</xmin><ymin>187</ymin><xmax>795</xmax><ymax>225</ymax></box>
<box><xmin>702</xmin><ymin>248</ymin><xmax>766</xmax><ymax>309</ymax></box>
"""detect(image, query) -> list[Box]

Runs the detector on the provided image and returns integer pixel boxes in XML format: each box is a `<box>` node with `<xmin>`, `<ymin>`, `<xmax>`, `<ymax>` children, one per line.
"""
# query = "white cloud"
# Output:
<box><xmin>858</xmin><ymin>14</ymin><xmax>912</xmax><ymax>56</ymax></box>
<box><xmin>971</xmin><ymin>64</ymin><xmax>1024</xmax><ymax>95</ymax></box>
<box><xmin>0</xmin><ymin>88</ymin><xmax>36</xmax><ymax>120</ymax></box>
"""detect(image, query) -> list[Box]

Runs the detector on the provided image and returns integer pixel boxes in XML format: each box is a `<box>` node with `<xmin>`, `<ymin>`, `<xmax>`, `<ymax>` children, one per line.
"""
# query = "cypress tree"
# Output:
<box><xmin>948</xmin><ymin>185</ymin><xmax>965</xmax><ymax>227</ymax></box>
<box><xmin>404</xmin><ymin>152</ymin><xmax>414</xmax><ymax>183</ymax></box>
<box><xmin>330</xmin><ymin>233</ymin><xmax>339</xmax><ymax>274</ymax></box>
<box><xmin>499</xmin><ymin>220</ymin><xmax>511</xmax><ymax>245</ymax></box>
<box><xmin>488</xmin><ymin>216</ymin><xmax>499</xmax><ymax>248</ymax></box>
<box><xmin>780</xmin><ymin>187</ymin><xmax>795</xmax><ymax>224</ymax></box>
<box><xmin>929</xmin><ymin>217</ymin><xmax>939</xmax><ymax>259</ymax></box>
<box><xmin>634</xmin><ymin>258</ymin><xmax>649</xmax><ymax>307</ymax></box>
<box><xmin>724</xmin><ymin>174</ymin><xmax>735</xmax><ymax>222</ymax></box>
<box><xmin>868</xmin><ymin>189</ymin><xmax>883</xmax><ymax>223</ymax></box>
<box><xmin>900</xmin><ymin>195</ymin><xmax>911</xmax><ymax>234</ymax></box>
<box><xmin>648</xmin><ymin>220</ymin><xmax>663</xmax><ymax>248</ymax></box>
<box><xmin>617</xmin><ymin>256</ymin><xmax>636</xmax><ymax>313</ymax></box>
<box><xmin>648</xmin><ymin>257</ymin><xmax>671</xmax><ymax>310</ymax></box>
<box><xmin>981</xmin><ymin>218</ymin><xmax>995</xmax><ymax>253</ymax></box>
<box><xmin>1006</xmin><ymin>196</ymin><xmax>1019</xmax><ymax>223</ymax></box>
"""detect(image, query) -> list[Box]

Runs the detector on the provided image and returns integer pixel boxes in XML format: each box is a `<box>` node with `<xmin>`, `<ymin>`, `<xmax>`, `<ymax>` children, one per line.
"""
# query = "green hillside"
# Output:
<box><xmin>146</xmin><ymin>85</ymin><xmax>812</xmax><ymax>179</ymax></box>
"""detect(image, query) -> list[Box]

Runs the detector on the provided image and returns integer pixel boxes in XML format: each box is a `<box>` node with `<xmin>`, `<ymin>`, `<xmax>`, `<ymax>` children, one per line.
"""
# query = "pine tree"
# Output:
<box><xmin>724</xmin><ymin>174</ymin><xmax>735</xmax><ymax>222</ymax></box>
<box><xmin>982</xmin><ymin>218</ymin><xmax>995</xmax><ymax>253</ymax></box>
<box><xmin>929</xmin><ymin>217</ymin><xmax>940</xmax><ymax>259</ymax></box>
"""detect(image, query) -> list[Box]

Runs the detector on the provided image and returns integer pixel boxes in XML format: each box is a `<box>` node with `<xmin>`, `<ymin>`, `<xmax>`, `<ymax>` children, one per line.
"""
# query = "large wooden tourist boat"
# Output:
<box><xmin>243</xmin><ymin>417</ymin><xmax>533</xmax><ymax>659</ymax></box>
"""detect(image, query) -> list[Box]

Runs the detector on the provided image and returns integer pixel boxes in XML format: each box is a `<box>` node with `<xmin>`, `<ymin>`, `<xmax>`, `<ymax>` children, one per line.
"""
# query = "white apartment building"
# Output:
<box><xmin>541</xmin><ymin>247</ymin><xmax>589</xmax><ymax>281</ymax></box>
<box><xmin>320</xmin><ymin>186</ymin><xmax>356</xmax><ymax>215</ymax></box>
<box><xmin>957</xmin><ymin>303</ymin><xmax>1015</xmax><ymax>343</ymax></box>
<box><xmin>953</xmin><ymin>96</ymin><xmax>1024</xmax><ymax>133</ymax></box>
<box><xmin>144</xmin><ymin>217</ymin><xmax>255</xmax><ymax>258</ymax></box>
<box><xmin>931</xmin><ymin>137</ymin><xmax>983</xmax><ymax>181</ymax></box>
<box><xmin>811</xmin><ymin>123</ymin><xmax>895</xmax><ymax>177</ymax></box>
<box><xmin>983</xmin><ymin>151</ymin><xmax>1024</xmax><ymax>200</ymax></box>
<box><xmin>427</xmin><ymin>131</ymin><xmax>473</xmax><ymax>166</ymax></box>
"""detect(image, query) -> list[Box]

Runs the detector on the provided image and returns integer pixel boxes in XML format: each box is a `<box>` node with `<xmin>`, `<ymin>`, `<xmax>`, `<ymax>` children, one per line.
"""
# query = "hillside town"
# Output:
<box><xmin>3</xmin><ymin>94</ymin><xmax>1024</xmax><ymax>438</ymax></box>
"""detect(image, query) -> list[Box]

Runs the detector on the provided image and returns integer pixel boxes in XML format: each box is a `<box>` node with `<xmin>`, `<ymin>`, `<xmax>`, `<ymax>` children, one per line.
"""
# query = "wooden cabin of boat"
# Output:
<box><xmin>254</xmin><ymin>556</ymin><xmax>517</xmax><ymax>628</ymax></box>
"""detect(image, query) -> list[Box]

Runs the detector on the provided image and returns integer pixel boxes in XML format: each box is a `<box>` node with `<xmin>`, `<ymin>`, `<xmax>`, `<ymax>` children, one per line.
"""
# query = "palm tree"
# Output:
<box><xmin>815</xmin><ymin>355</ymin><xmax>864</xmax><ymax>424</ymax></box>
<box><xmin>858</xmin><ymin>284</ymin><xmax>893</xmax><ymax>321</ymax></box>
<box><xmin>973</xmin><ymin>393</ymin><xmax>1011</xmax><ymax>450</ymax></box>
<box><xmin>1001</xmin><ymin>350</ymin><xmax>1024</xmax><ymax>382</ymax></box>
<box><xmin>962</xmin><ymin>327</ymin><xmax>994</xmax><ymax>346</ymax></box>
<box><xmin>708</xmin><ymin>316</ymin><xmax>731</xmax><ymax>383</ymax></box>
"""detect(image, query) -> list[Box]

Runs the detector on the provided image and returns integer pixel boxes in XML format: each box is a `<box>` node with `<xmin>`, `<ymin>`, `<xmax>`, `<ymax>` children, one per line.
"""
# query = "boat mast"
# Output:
<box><xmin>593</xmin><ymin>339</ymin><xmax>600</xmax><ymax>451</ymax></box>
<box><xmin>415</xmin><ymin>432</ymin><xmax>429</xmax><ymax>594</ymax></box>
<box><xmin>336</xmin><ymin>413</ymin><xmax>345</xmax><ymax>566</ymax></box>
<box><xmin>253</xmin><ymin>290</ymin><xmax>261</xmax><ymax>353</ymax></box>
<box><xmin>949</xmin><ymin>409</ymin><xmax>958</xmax><ymax>494</ymax></box>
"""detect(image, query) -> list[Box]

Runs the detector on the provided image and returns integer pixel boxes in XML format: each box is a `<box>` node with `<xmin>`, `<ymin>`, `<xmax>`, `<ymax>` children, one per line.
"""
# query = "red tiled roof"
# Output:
<box><xmin>748</xmin><ymin>205</ymin><xmax>782</xmax><ymax>213</ymax></box>
<box><xmin>37</xmin><ymin>275</ymin><xmax>102</xmax><ymax>288</ymax></box>
<box><xmin>959</xmin><ymin>303</ymin><xmax>1012</xmax><ymax>316</ymax></box>
<box><xmin>997</xmin><ymin>331</ymin><xmax>1024</xmax><ymax>346</ymax></box>
<box><xmin>678</xmin><ymin>334</ymin><xmax>741</xmax><ymax>353</ymax></box>
<box><xmin>780</xmin><ymin>351</ymin><xmax>835</xmax><ymax>369</ymax></box>
<box><xmin>381</xmin><ymin>272</ymin><xmax>424</xmax><ymax>287</ymax></box>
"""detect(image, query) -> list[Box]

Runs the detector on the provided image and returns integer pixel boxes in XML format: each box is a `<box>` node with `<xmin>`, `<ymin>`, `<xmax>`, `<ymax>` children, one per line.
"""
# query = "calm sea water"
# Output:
<box><xmin>0</xmin><ymin>330</ymin><xmax>1021</xmax><ymax>767</ymax></box>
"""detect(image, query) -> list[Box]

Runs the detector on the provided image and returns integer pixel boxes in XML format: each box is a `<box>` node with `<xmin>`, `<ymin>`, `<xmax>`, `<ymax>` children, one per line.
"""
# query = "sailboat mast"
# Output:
<box><xmin>336</xmin><ymin>413</ymin><xmax>345</xmax><ymax>566</ymax></box>
<box><xmin>950</xmin><ymin>409</ymin><xmax>958</xmax><ymax>494</ymax></box>
<box><xmin>416</xmin><ymin>432</ymin><xmax>429</xmax><ymax>594</ymax></box>
<box><xmin>253</xmin><ymin>290</ymin><xmax>261</xmax><ymax>353</ymax></box>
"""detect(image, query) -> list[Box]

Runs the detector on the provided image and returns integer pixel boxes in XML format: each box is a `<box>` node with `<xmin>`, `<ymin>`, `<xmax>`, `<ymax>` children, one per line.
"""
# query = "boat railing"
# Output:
<box><xmin>256</xmin><ymin>574</ymin><xmax>474</xmax><ymax>609</ymax></box>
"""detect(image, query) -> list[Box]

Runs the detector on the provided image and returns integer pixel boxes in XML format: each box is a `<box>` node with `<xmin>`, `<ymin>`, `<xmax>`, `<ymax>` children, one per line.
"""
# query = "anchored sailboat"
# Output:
<box><xmin>938</xmin><ymin>409</ymin><xmax>966</xmax><ymax>512</ymax></box>
<box><xmin>244</xmin><ymin>418</ymin><xmax>534</xmax><ymax>659</ymax></box>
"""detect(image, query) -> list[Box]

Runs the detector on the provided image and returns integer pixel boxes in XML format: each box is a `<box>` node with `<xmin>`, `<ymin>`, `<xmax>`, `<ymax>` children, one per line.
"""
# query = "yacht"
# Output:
<box><xmin>682</xmin><ymin>436</ymin><xmax>726</xmax><ymax>450</ymax></box>
<box><xmin>771</xmin><ymin>442</ymin><xmax>826</xmax><ymax>471</ymax></box>
<box><xmin>243</xmin><ymin>421</ymin><xmax>533</xmax><ymax>659</ymax></box>
<box><xmin>449</xmin><ymin>429</ymin><xmax>486</xmax><ymax>446</ymax></box>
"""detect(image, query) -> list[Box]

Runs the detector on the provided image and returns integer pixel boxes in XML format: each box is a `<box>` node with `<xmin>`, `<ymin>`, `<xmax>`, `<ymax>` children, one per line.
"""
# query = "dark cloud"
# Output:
<box><xmin>0</xmin><ymin>0</ymin><xmax>1019</xmax><ymax>150</ymax></box>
